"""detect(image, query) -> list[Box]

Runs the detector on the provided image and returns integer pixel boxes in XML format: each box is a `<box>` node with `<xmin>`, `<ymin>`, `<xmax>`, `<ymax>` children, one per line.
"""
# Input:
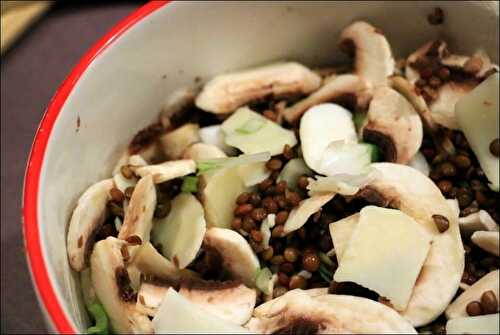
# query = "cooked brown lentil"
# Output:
<box><xmin>120</xmin><ymin>165</ymin><xmax>135</xmax><ymax>179</ymax></box>
<box><xmin>490</xmin><ymin>138</ymin><xmax>499</xmax><ymax>157</ymax></box>
<box><xmin>289</xmin><ymin>275</ymin><xmax>307</xmax><ymax>289</ymax></box>
<box><xmin>261</xmin><ymin>247</ymin><xmax>274</xmax><ymax>261</ymax></box>
<box><xmin>251</xmin><ymin>208</ymin><xmax>268</xmax><ymax>222</ymax></box>
<box><xmin>480</xmin><ymin>290</ymin><xmax>498</xmax><ymax>314</ymax></box>
<box><xmin>236</xmin><ymin>192</ymin><xmax>250</xmax><ymax>205</ymax></box>
<box><xmin>234</xmin><ymin>203</ymin><xmax>253</xmax><ymax>216</ymax></box>
<box><xmin>466</xmin><ymin>301</ymin><xmax>483</xmax><ymax>316</ymax></box>
<box><xmin>284</xmin><ymin>247</ymin><xmax>299</xmax><ymax>263</ymax></box>
<box><xmin>110</xmin><ymin>188</ymin><xmax>125</xmax><ymax>203</ymax></box>
<box><xmin>266</xmin><ymin>158</ymin><xmax>283</xmax><ymax>171</ymax></box>
<box><xmin>302</xmin><ymin>253</ymin><xmax>321</xmax><ymax>272</ymax></box>
<box><xmin>275</xmin><ymin>211</ymin><xmax>289</xmax><ymax>225</ymax></box>
<box><xmin>432</xmin><ymin>214</ymin><xmax>450</xmax><ymax>233</ymax></box>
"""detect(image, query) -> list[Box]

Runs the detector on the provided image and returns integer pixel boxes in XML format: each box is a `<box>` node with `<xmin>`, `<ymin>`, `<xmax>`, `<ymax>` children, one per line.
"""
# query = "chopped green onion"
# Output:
<box><xmin>86</xmin><ymin>303</ymin><xmax>109</xmax><ymax>335</ymax></box>
<box><xmin>235</xmin><ymin>117</ymin><xmax>266</xmax><ymax>134</ymax></box>
<box><xmin>319</xmin><ymin>252</ymin><xmax>334</xmax><ymax>268</ymax></box>
<box><xmin>360</xmin><ymin>143</ymin><xmax>382</xmax><ymax>162</ymax></box>
<box><xmin>353</xmin><ymin>112</ymin><xmax>366</xmax><ymax>130</ymax></box>
<box><xmin>255</xmin><ymin>267</ymin><xmax>274</xmax><ymax>295</ymax></box>
<box><xmin>181</xmin><ymin>176</ymin><xmax>199</xmax><ymax>193</ymax></box>
<box><xmin>319</xmin><ymin>264</ymin><xmax>333</xmax><ymax>283</ymax></box>
<box><xmin>196</xmin><ymin>152</ymin><xmax>271</xmax><ymax>175</ymax></box>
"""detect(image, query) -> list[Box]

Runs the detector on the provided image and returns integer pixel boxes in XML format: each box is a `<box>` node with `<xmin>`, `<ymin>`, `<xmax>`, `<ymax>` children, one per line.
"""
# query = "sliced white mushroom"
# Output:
<box><xmin>283</xmin><ymin>74</ymin><xmax>371</xmax><ymax>123</ymax></box>
<box><xmin>182</xmin><ymin>142</ymin><xmax>227</xmax><ymax>160</ymax></box>
<box><xmin>134</xmin><ymin>159</ymin><xmax>196</xmax><ymax>184</ymax></box>
<box><xmin>133</xmin><ymin>242</ymin><xmax>198</xmax><ymax>284</ymax></box>
<box><xmin>203</xmin><ymin>228</ymin><xmax>260</xmax><ymax>287</ymax></box>
<box><xmin>159</xmin><ymin>123</ymin><xmax>200</xmax><ymax>159</ymax></box>
<box><xmin>247</xmin><ymin>289</ymin><xmax>416</xmax><ymax>334</ymax></box>
<box><xmin>152</xmin><ymin>193</ymin><xmax>206</xmax><ymax>268</ymax></box>
<box><xmin>136</xmin><ymin>279</ymin><xmax>171</xmax><ymax>316</ymax></box>
<box><xmin>67</xmin><ymin>179</ymin><xmax>114</xmax><ymax>272</ymax></box>
<box><xmin>446</xmin><ymin>313</ymin><xmax>500</xmax><ymax>335</ymax></box>
<box><xmin>459</xmin><ymin>210</ymin><xmax>499</xmax><ymax>236</ymax></box>
<box><xmin>200</xmin><ymin>167</ymin><xmax>247</xmax><ymax>229</ymax></box>
<box><xmin>253</xmin><ymin>288</ymin><xmax>328</xmax><ymax>317</ymax></box>
<box><xmin>195</xmin><ymin>62</ymin><xmax>321</xmax><ymax>114</ymax></box>
<box><xmin>113</xmin><ymin>155</ymin><xmax>147</xmax><ymax>193</ymax></box>
<box><xmin>340</xmin><ymin>21</ymin><xmax>395</xmax><ymax>87</ymax></box>
<box><xmin>405</xmin><ymin>41</ymin><xmax>446</xmax><ymax>85</ymax></box>
<box><xmin>179</xmin><ymin>280</ymin><xmax>257</xmax><ymax>325</ymax></box>
<box><xmin>90</xmin><ymin>237</ymin><xmax>153</xmax><ymax>333</ymax></box>
<box><xmin>446</xmin><ymin>270</ymin><xmax>499</xmax><ymax>319</ymax></box>
<box><xmin>300</xmin><ymin>103</ymin><xmax>357</xmax><ymax>173</ymax></box>
<box><xmin>362</xmin><ymin>87</ymin><xmax>423</xmax><ymax>164</ymax></box>
<box><xmin>199</xmin><ymin>125</ymin><xmax>237</xmax><ymax>155</ymax></box>
<box><xmin>390</xmin><ymin>75</ymin><xmax>437</xmax><ymax>132</ymax></box>
<box><xmin>407</xmin><ymin>152</ymin><xmax>430</xmax><ymax>176</ymax></box>
<box><xmin>283</xmin><ymin>193</ymin><xmax>335</xmax><ymax>234</ymax></box>
<box><xmin>456</xmin><ymin>73</ymin><xmax>499</xmax><ymax>191</ymax></box>
<box><xmin>471</xmin><ymin>231</ymin><xmax>500</xmax><ymax>256</ymax></box>
<box><xmin>152</xmin><ymin>288</ymin><xmax>250</xmax><ymax>333</ymax></box>
<box><xmin>118</xmin><ymin>175</ymin><xmax>156</xmax><ymax>249</ymax></box>
<box><xmin>355</xmin><ymin>163</ymin><xmax>464</xmax><ymax>326</ymax></box>
<box><xmin>221</xmin><ymin>107</ymin><xmax>297</xmax><ymax>156</ymax></box>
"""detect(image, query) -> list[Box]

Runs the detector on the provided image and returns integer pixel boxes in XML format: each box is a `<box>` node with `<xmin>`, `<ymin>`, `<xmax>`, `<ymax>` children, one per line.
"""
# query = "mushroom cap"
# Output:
<box><xmin>67</xmin><ymin>179</ymin><xmax>114</xmax><ymax>272</ymax></box>
<box><xmin>283</xmin><ymin>74</ymin><xmax>371</xmax><ymax>123</ymax></box>
<box><xmin>195</xmin><ymin>62</ymin><xmax>321</xmax><ymax>114</ymax></box>
<box><xmin>179</xmin><ymin>280</ymin><xmax>257</xmax><ymax>325</ymax></box>
<box><xmin>90</xmin><ymin>237</ymin><xmax>153</xmax><ymax>333</ymax></box>
<box><xmin>340</xmin><ymin>21</ymin><xmax>395</xmax><ymax>87</ymax></box>
<box><xmin>118</xmin><ymin>175</ymin><xmax>157</xmax><ymax>252</ymax></box>
<box><xmin>471</xmin><ymin>231</ymin><xmax>500</xmax><ymax>256</ymax></box>
<box><xmin>359</xmin><ymin>163</ymin><xmax>464</xmax><ymax>326</ymax></box>
<box><xmin>446</xmin><ymin>270</ymin><xmax>499</xmax><ymax>319</ymax></box>
<box><xmin>362</xmin><ymin>87</ymin><xmax>423</xmax><ymax>164</ymax></box>
<box><xmin>247</xmin><ymin>289</ymin><xmax>416</xmax><ymax>334</ymax></box>
<box><xmin>134</xmin><ymin>159</ymin><xmax>196</xmax><ymax>184</ymax></box>
<box><xmin>203</xmin><ymin>227</ymin><xmax>260</xmax><ymax>287</ymax></box>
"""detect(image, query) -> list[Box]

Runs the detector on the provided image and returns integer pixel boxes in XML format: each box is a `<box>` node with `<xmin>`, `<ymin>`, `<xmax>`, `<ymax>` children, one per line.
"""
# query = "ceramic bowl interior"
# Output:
<box><xmin>24</xmin><ymin>1</ymin><xmax>498</xmax><ymax>332</ymax></box>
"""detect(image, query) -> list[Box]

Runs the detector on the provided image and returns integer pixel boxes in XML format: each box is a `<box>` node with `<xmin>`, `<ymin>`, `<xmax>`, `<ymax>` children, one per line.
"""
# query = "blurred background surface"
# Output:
<box><xmin>1</xmin><ymin>2</ymin><xmax>144</xmax><ymax>333</ymax></box>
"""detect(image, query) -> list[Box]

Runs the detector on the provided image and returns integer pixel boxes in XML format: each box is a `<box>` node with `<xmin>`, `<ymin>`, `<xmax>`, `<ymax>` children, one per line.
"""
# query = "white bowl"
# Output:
<box><xmin>22</xmin><ymin>1</ymin><xmax>498</xmax><ymax>333</ymax></box>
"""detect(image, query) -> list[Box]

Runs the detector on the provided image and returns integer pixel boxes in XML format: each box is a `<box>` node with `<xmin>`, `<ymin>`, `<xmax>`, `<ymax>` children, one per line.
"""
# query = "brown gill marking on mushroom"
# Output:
<box><xmin>362</xmin><ymin>128</ymin><xmax>397</xmax><ymax>162</ymax></box>
<box><xmin>272</xmin><ymin>317</ymin><xmax>323</xmax><ymax>335</ymax></box>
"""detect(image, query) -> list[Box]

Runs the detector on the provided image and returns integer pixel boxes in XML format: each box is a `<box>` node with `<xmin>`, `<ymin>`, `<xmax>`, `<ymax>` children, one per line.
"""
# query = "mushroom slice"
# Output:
<box><xmin>300</xmin><ymin>103</ymin><xmax>357</xmax><ymax>173</ymax></box>
<box><xmin>118</xmin><ymin>175</ymin><xmax>156</xmax><ymax>249</ymax></box>
<box><xmin>159</xmin><ymin>123</ymin><xmax>200</xmax><ymax>159</ymax></box>
<box><xmin>283</xmin><ymin>193</ymin><xmax>335</xmax><ymax>234</ymax></box>
<box><xmin>136</xmin><ymin>279</ymin><xmax>172</xmax><ymax>316</ymax></box>
<box><xmin>67</xmin><ymin>179</ymin><xmax>114</xmax><ymax>272</ymax></box>
<box><xmin>355</xmin><ymin>163</ymin><xmax>464</xmax><ymax>326</ymax></box>
<box><xmin>134</xmin><ymin>159</ymin><xmax>196</xmax><ymax>184</ymax></box>
<box><xmin>113</xmin><ymin>154</ymin><xmax>147</xmax><ymax>193</ymax></box>
<box><xmin>446</xmin><ymin>314</ymin><xmax>500</xmax><ymax>335</ymax></box>
<box><xmin>362</xmin><ymin>87</ymin><xmax>423</xmax><ymax>164</ymax></box>
<box><xmin>200</xmin><ymin>167</ymin><xmax>247</xmax><ymax>229</ymax></box>
<box><xmin>339</xmin><ymin>21</ymin><xmax>395</xmax><ymax>87</ymax></box>
<box><xmin>471</xmin><ymin>231</ymin><xmax>500</xmax><ymax>256</ymax></box>
<box><xmin>247</xmin><ymin>290</ymin><xmax>416</xmax><ymax>334</ymax></box>
<box><xmin>133</xmin><ymin>242</ymin><xmax>198</xmax><ymax>284</ymax></box>
<box><xmin>90</xmin><ymin>237</ymin><xmax>153</xmax><ymax>333</ymax></box>
<box><xmin>389</xmin><ymin>75</ymin><xmax>437</xmax><ymax>132</ymax></box>
<box><xmin>152</xmin><ymin>193</ymin><xmax>206</xmax><ymax>269</ymax></box>
<box><xmin>253</xmin><ymin>288</ymin><xmax>328</xmax><ymax>317</ymax></box>
<box><xmin>459</xmin><ymin>210</ymin><xmax>499</xmax><ymax>236</ymax></box>
<box><xmin>195</xmin><ymin>62</ymin><xmax>321</xmax><ymax>114</ymax></box>
<box><xmin>283</xmin><ymin>74</ymin><xmax>371</xmax><ymax>123</ymax></box>
<box><xmin>203</xmin><ymin>227</ymin><xmax>260</xmax><ymax>287</ymax></box>
<box><xmin>179</xmin><ymin>280</ymin><xmax>257</xmax><ymax>325</ymax></box>
<box><xmin>152</xmin><ymin>288</ymin><xmax>250</xmax><ymax>333</ymax></box>
<box><xmin>182</xmin><ymin>142</ymin><xmax>227</xmax><ymax>160</ymax></box>
<box><xmin>446</xmin><ymin>270</ymin><xmax>499</xmax><ymax>319</ymax></box>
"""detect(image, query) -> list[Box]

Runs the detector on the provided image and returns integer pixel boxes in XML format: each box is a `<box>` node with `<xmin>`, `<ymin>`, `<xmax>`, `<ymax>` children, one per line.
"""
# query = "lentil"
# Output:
<box><xmin>480</xmin><ymin>290</ymin><xmax>498</xmax><ymax>314</ymax></box>
<box><xmin>285</xmin><ymin>191</ymin><xmax>302</xmax><ymax>207</ymax></box>
<box><xmin>236</xmin><ymin>192</ymin><xmax>250</xmax><ymax>205</ymax></box>
<box><xmin>258</xmin><ymin>178</ymin><xmax>273</xmax><ymax>191</ymax></box>
<box><xmin>428</xmin><ymin>76</ymin><xmax>441</xmax><ymax>88</ymax></box>
<box><xmin>455</xmin><ymin>155</ymin><xmax>472</xmax><ymax>170</ymax></box>
<box><xmin>120</xmin><ymin>165</ymin><xmax>135</xmax><ymax>179</ymax></box>
<box><xmin>302</xmin><ymin>253</ymin><xmax>321</xmax><ymax>272</ymax></box>
<box><xmin>280</xmin><ymin>262</ymin><xmax>295</xmax><ymax>274</ymax></box>
<box><xmin>439</xmin><ymin>161</ymin><xmax>457</xmax><ymax>177</ymax></box>
<box><xmin>278</xmin><ymin>272</ymin><xmax>290</xmax><ymax>286</ymax></box>
<box><xmin>231</xmin><ymin>217</ymin><xmax>242</xmax><ymax>230</ymax></box>
<box><xmin>466</xmin><ymin>301</ymin><xmax>483</xmax><ymax>316</ymax></box>
<box><xmin>234</xmin><ymin>204</ymin><xmax>253</xmax><ymax>216</ymax></box>
<box><xmin>437</xmin><ymin>180</ymin><xmax>453</xmax><ymax>194</ymax></box>
<box><xmin>110</xmin><ymin>188</ymin><xmax>125</xmax><ymax>203</ymax></box>
<box><xmin>271</xmin><ymin>225</ymin><xmax>284</xmax><ymax>238</ymax></box>
<box><xmin>266</xmin><ymin>158</ymin><xmax>283</xmax><ymax>171</ymax></box>
<box><xmin>283</xmin><ymin>144</ymin><xmax>295</xmax><ymax>160</ymax></box>
<box><xmin>249</xmin><ymin>193</ymin><xmax>262</xmax><ymax>206</ymax></box>
<box><xmin>284</xmin><ymin>247</ymin><xmax>300</xmax><ymax>263</ymax></box>
<box><xmin>251</xmin><ymin>208</ymin><xmax>268</xmax><ymax>222</ymax></box>
<box><xmin>154</xmin><ymin>202</ymin><xmax>170</xmax><ymax>218</ymax></box>
<box><xmin>250</xmin><ymin>229</ymin><xmax>263</xmax><ymax>243</ymax></box>
<box><xmin>275</xmin><ymin>180</ymin><xmax>288</xmax><ymax>194</ymax></box>
<box><xmin>438</xmin><ymin>67</ymin><xmax>450</xmax><ymax>80</ymax></box>
<box><xmin>289</xmin><ymin>275</ymin><xmax>307</xmax><ymax>289</ymax></box>
<box><xmin>261</xmin><ymin>247</ymin><xmax>274</xmax><ymax>261</ymax></box>
<box><xmin>270</xmin><ymin>255</ymin><xmax>285</xmax><ymax>265</ymax></box>
<box><xmin>263</xmin><ymin>197</ymin><xmax>279</xmax><ymax>213</ymax></box>
<box><xmin>432</xmin><ymin>214</ymin><xmax>450</xmax><ymax>233</ymax></box>
<box><xmin>275</xmin><ymin>211</ymin><xmax>289</xmax><ymax>225</ymax></box>
<box><xmin>242</xmin><ymin>217</ymin><xmax>257</xmax><ymax>232</ymax></box>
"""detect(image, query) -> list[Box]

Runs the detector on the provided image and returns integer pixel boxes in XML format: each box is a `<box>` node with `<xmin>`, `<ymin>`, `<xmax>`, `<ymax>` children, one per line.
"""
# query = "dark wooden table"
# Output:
<box><xmin>1</xmin><ymin>2</ymin><xmax>144</xmax><ymax>333</ymax></box>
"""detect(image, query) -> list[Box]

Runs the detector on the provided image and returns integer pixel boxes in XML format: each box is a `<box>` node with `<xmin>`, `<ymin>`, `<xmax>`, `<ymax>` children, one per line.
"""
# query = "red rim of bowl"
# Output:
<box><xmin>22</xmin><ymin>1</ymin><xmax>170</xmax><ymax>333</ymax></box>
